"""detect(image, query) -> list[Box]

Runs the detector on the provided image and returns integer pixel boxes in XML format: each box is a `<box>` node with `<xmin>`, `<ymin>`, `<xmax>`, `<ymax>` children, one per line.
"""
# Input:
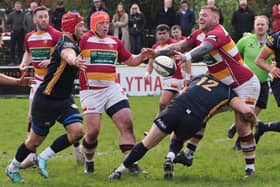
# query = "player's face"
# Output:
<box><xmin>95</xmin><ymin>21</ymin><xmax>110</xmax><ymax>38</ymax></box>
<box><xmin>75</xmin><ymin>22</ymin><xmax>85</xmax><ymax>40</ymax></box>
<box><xmin>171</xmin><ymin>29</ymin><xmax>182</xmax><ymax>41</ymax></box>
<box><xmin>254</xmin><ymin>18</ymin><xmax>268</xmax><ymax>36</ymax></box>
<box><xmin>156</xmin><ymin>30</ymin><xmax>169</xmax><ymax>44</ymax></box>
<box><xmin>34</xmin><ymin>10</ymin><xmax>49</xmax><ymax>31</ymax></box>
<box><xmin>199</xmin><ymin>9</ymin><xmax>217</xmax><ymax>32</ymax></box>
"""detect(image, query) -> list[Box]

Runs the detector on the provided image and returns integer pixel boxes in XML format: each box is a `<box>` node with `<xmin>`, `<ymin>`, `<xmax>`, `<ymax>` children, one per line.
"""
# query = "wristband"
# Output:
<box><xmin>144</xmin><ymin>71</ymin><xmax>151</xmax><ymax>77</ymax></box>
<box><xmin>184</xmin><ymin>73</ymin><xmax>191</xmax><ymax>81</ymax></box>
<box><xmin>183</xmin><ymin>53</ymin><xmax>192</xmax><ymax>62</ymax></box>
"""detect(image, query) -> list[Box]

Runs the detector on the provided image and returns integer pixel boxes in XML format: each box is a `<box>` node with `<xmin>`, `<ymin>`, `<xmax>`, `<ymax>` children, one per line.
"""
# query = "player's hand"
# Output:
<box><xmin>144</xmin><ymin>71</ymin><xmax>151</xmax><ymax>84</ymax></box>
<box><xmin>16</xmin><ymin>72</ymin><xmax>35</xmax><ymax>86</ymax></box>
<box><xmin>38</xmin><ymin>59</ymin><xmax>50</xmax><ymax>68</ymax></box>
<box><xmin>270</xmin><ymin>66</ymin><xmax>280</xmax><ymax>78</ymax></box>
<box><xmin>74</xmin><ymin>55</ymin><xmax>87</xmax><ymax>71</ymax></box>
<box><xmin>141</xmin><ymin>48</ymin><xmax>156</xmax><ymax>59</ymax></box>
<box><xmin>19</xmin><ymin>63</ymin><xmax>28</xmax><ymax>73</ymax></box>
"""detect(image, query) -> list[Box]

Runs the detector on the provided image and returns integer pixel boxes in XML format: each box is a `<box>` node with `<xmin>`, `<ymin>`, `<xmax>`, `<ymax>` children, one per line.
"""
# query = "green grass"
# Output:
<box><xmin>0</xmin><ymin>95</ymin><xmax>280</xmax><ymax>187</ymax></box>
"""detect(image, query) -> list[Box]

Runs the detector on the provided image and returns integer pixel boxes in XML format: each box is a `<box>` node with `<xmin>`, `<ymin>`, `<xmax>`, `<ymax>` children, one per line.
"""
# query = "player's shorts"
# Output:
<box><xmin>31</xmin><ymin>93</ymin><xmax>82</xmax><ymax>136</ymax></box>
<box><xmin>256</xmin><ymin>81</ymin><xmax>269</xmax><ymax>109</ymax></box>
<box><xmin>162</xmin><ymin>77</ymin><xmax>184</xmax><ymax>93</ymax></box>
<box><xmin>233</xmin><ymin>75</ymin><xmax>260</xmax><ymax>109</ymax></box>
<box><xmin>270</xmin><ymin>78</ymin><xmax>280</xmax><ymax>106</ymax></box>
<box><xmin>154</xmin><ymin>105</ymin><xmax>204</xmax><ymax>141</ymax></box>
<box><xmin>80</xmin><ymin>83</ymin><xmax>129</xmax><ymax>116</ymax></box>
<box><xmin>29</xmin><ymin>79</ymin><xmax>42</xmax><ymax>100</ymax></box>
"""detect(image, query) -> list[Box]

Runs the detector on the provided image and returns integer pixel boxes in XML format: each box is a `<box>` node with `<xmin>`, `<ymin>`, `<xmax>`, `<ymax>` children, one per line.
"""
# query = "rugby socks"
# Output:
<box><xmin>50</xmin><ymin>134</ymin><xmax>71</xmax><ymax>153</ymax></box>
<box><xmin>167</xmin><ymin>139</ymin><xmax>184</xmax><ymax>161</ymax></box>
<box><xmin>120</xmin><ymin>144</ymin><xmax>134</xmax><ymax>155</ymax></box>
<box><xmin>239</xmin><ymin>133</ymin><xmax>256</xmax><ymax>171</ymax></box>
<box><xmin>73</xmin><ymin>141</ymin><xmax>80</xmax><ymax>148</ymax></box>
<box><xmin>39</xmin><ymin>134</ymin><xmax>71</xmax><ymax>160</ymax></box>
<box><xmin>123</xmin><ymin>142</ymin><xmax>148</xmax><ymax>168</ymax></box>
<box><xmin>8</xmin><ymin>143</ymin><xmax>33</xmax><ymax>172</ymax></box>
<box><xmin>263</xmin><ymin>121</ymin><xmax>280</xmax><ymax>132</ymax></box>
<box><xmin>82</xmin><ymin>139</ymin><xmax>97</xmax><ymax>161</ymax></box>
<box><xmin>184</xmin><ymin>129</ymin><xmax>204</xmax><ymax>156</ymax></box>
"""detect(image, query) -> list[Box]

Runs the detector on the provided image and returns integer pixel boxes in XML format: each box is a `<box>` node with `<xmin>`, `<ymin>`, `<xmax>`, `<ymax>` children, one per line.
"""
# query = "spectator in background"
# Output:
<box><xmin>0</xmin><ymin>33</ymin><xmax>3</xmax><ymax>48</ymax></box>
<box><xmin>112</xmin><ymin>2</ymin><xmax>130</xmax><ymax>51</ymax></box>
<box><xmin>155</xmin><ymin>0</ymin><xmax>177</xmax><ymax>28</ymax></box>
<box><xmin>52</xmin><ymin>0</ymin><xmax>67</xmax><ymax>31</ymax></box>
<box><xmin>207</xmin><ymin>0</ymin><xmax>224</xmax><ymax>24</ymax></box>
<box><xmin>272</xmin><ymin>1</ymin><xmax>280</xmax><ymax>33</ymax></box>
<box><xmin>128</xmin><ymin>3</ymin><xmax>145</xmax><ymax>54</ymax></box>
<box><xmin>86</xmin><ymin>0</ymin><xmax>110</xmax><ymax>30</ymax></box>
<box><xmin>24</xmin><ymin>1</ymin><xmax>38</xmax><ymax>33</ymax></box>
<box><xmin>231</xmin><ymin>0</ymin><xmax>255</xmax><ymax>42</ymax></box>
<box><xmin>176</xmin><ymin>0</ymin><xmax>195</xmax><ymax>36</ymax></box>
<box><xmin>6</xmin><ymin>1</ymin><xmax>25</xmax><ymax>65</ymax></box>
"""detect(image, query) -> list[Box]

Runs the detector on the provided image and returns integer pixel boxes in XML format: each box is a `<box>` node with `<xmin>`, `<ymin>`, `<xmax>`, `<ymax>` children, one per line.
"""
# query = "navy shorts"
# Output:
<box><xmin>154</xmin><ymin>106</ymin><xmax>204</xmax><ymax>141</ymax></box>
<box><xmin>31</xmin><ymin>93</ymin><xmax>82</xmax><ymax>136</ymax></box>
<box><xmin>271</xmin><ymin>78</ymin><xmax>280</xmax><ymax>106</ymax></box>
<box><xmin>256</xmin><ymin>82</ymin><xmax>269</xmax><ymax>109</ymax></box>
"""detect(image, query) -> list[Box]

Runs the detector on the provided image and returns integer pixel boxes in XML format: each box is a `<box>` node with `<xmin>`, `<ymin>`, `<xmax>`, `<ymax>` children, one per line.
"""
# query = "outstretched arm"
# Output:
<box><xmin>175</xmin><ymin>41</ymin><xmax>214</xmax><ymax>63</ymax></box>
<box><xmin>60</xmin><ymin>48</ymin><xmax>87</xmax><ymax>71</ymax></box>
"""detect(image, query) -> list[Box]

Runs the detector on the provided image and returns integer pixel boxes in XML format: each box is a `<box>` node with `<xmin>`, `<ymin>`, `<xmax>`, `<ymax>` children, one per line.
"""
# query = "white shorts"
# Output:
<box><xmin>163</xmin><ymin>77</ymin><xmax>184</xmax><ymax>93</ymax></box>
<box><xmin>80</xmin><ymin>83</ymin><xmax>128</xmax><ymax>114</ymax></box>
<box><xmin>29</xmin><ymin>79</ymin><xmax>42</xmax><ymax>101</ymax></box>
<box><xmin>233</xmin><ymin>75</ymin><xmax>260</xmax><ymax>109</ymax></box>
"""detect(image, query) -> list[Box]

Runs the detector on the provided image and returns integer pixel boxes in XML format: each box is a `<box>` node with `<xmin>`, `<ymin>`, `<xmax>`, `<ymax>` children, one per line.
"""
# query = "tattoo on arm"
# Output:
<box><xmin>189</xmin><ymin>42</ymin><xmax>214</xmax><ymax>62</ymax></box>
<box><xmin>156</xmin><ymin>40</ymin><xmax>190</xmax><ymax>56</ymax></box>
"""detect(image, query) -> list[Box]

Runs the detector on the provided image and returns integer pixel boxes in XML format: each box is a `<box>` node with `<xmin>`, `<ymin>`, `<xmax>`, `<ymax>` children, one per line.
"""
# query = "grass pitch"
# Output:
<box><xmin>0</xmin><ymin>95</ymin><xmax>280</xmax><ymax>187</ymax></box>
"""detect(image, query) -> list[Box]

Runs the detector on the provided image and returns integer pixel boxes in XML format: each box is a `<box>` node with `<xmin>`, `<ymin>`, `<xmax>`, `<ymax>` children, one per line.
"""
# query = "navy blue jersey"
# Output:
<box><xmin>170</xmin><ymin>74</ymin><xmax>238</xmax><ymax>123</ymax></box>
<box><xmin>266</xmin><ymin>31</ymin><xmax>280</xmax><ymax>68</ymax></box>
<box><xmin>37</xmin><ymin>35</ymin><xmax>80</xmax><ymax>99</ymax></box>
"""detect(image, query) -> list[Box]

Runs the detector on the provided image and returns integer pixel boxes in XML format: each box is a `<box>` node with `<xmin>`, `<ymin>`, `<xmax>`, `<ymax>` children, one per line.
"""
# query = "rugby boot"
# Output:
<box><xmin>84</xmin><ymin>161</ymin><xmax>94</xmax><ymax>174</ymax></box>
<box><xmin>163</xmin><ymin>157</ymin><xmax>174</xmax><ymax>179</ymax></box>
<box><xmin>227</xmin><ymin>124</ymin><xmax>236</xmax><ymax>139</ymax></box>
<box><xmin>37</xmin><ymin>156</ymin><xmax>48</xmax><ymax>178</ymax></box>
<box><xmin>74</xmin><ymin>145</ymin><xmax>85</xmax><ymax>165</ymax></box>
<box><xmin>6</xmin><ymin>167</ymin><xmax>24</xmax><ymax>183</ymax></box>
<box><xmin>244</xmin><ymin>168</ymin><xmax>256</xmax><ymax>178</ymax></box>
<box><xmin>173</xmin><ymin>151</ymin><xmax>193</xmax><ymax>166</ymax></box>
<box><xmin>127</xmin><ymin>163</ymin><xmax>142</xmax><ymax>174</ymax></box>
<box><xmin>255</xmin><ymin>121</ymin><xmax>265</xmax><ymax>144</ymax></box>
<box><xmin>19</xmin><ymin>153</ymin><xmax>37</xmax><ymax>169</ymax></box>
<box><xmin>108</xmin><ymin>168</ymin><xmax>122</xmax><ymax>180</ymax></box>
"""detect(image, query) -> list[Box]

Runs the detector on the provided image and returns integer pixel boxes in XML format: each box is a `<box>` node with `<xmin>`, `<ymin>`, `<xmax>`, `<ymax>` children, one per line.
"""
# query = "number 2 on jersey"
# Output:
<box><xmin>196</xmin><ymin>76</ymin><xmax>219</xmax><ymax>91</ymax></box>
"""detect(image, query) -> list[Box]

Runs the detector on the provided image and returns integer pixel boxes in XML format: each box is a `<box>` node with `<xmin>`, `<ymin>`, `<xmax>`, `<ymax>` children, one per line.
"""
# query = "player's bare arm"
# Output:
<box><xmin>142</xmin><ymin>40</ymin><xmax>190</xmax><ymax>59</ymax></box>
<box><xmin>124</xmin><ymin>52</ymin><xmax>146</xmax><ymax>66</ymax></box>
<box><xmin>175</xmin><ymin>41</ymin><xmax>214</xmax><ymax>62</ymax></box>
<box><xmin>144</xmin><ymin>58</ymin><xmax>154</xmax><ymax>84</ymax></box>
<box><xmin>256</xmin><ymin>46</ymin><xmax>280</xmax><ymax>78</ymax></box>
<box><xmin>19</xmin><ymin>51</ymin><xmax>32</xmax><ymax>72</ymax></box>
<box><xmin>0</xmin><ymin>73</ymin><xmax>33</xmax><ymax>86</ymax></box>
<box><xmin>61</xmin><ymin>48</ymin><xmax>86</xmax><ymax>71</ymax></box>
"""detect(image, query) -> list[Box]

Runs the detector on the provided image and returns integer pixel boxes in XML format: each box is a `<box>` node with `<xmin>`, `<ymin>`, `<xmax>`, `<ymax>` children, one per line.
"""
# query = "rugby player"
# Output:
<box><xmin>109</xmin><ymin>74</ymin><xmax>256</xmax><ymax>179</ymax></box>
<box><xmin>79</xmin><ymin>11</ymin><xmax>146</xmax><ymax>174</ymax></box>
<box><xmin>19</xmin><ymin>6</ymin><xmax>84</xmax><ymax>168</ymax></box>
<box><xmin>6</xmin><ymin>12</ymin><xmax>86</xmax><ymax>183</ymax></box>
<box><xmin>142</xmin><ymin>5</ymin><xmax>260</xmax><ymax>177</ymax></box>
<box><xmin>144</xmin><ymin>24</ymin><xmax>191</xmax><ymax>113</ymax></box>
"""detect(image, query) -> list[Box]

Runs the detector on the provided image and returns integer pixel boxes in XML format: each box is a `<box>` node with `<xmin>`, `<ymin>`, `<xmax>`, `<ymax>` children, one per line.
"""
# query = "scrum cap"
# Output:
<box><xmin>90</xmin><ymin>11</ymin><xmax>110</xmax><ymax>33</ymax></box>
<box><xmin>61</xmin><ymin>12</ymin><xmax>83</xmax><ymax>34</ymax></box>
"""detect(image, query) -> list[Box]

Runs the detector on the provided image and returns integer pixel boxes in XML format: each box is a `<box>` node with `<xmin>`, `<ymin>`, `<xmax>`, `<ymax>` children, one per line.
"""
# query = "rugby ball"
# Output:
<box><xmin>153</xmin><ymin>56</ymin><xmax>176</xmax><ymax>77</ymax></box>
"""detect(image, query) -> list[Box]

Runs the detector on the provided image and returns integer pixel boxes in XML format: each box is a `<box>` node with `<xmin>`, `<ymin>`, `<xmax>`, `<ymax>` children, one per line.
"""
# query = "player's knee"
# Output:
<box><xmin>159</xmin><ymin>102</ymin><xmax>167</xmax><ymax>112</ymax></box>
<box><xmin>239</xmin><ymin>111</ymin><xmax>257</xmax><ymax>127</ymax></box>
